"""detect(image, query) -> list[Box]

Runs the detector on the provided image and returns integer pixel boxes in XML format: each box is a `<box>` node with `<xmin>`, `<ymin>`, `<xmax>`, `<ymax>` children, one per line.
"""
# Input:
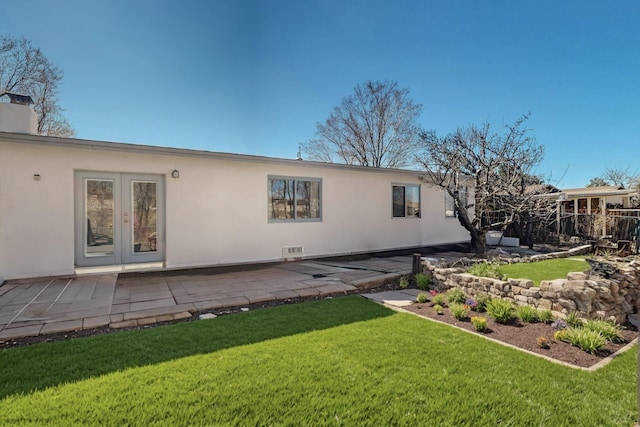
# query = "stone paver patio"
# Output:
<box><xmin>0</xmin><ymin>256</ymin><xmax>420</xmax><ymax>341</ymax></box>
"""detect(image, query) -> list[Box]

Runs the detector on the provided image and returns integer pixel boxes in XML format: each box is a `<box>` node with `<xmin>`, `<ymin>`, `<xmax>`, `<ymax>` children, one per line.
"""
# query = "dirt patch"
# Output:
<box><xmin>403</xmin><ymin>302</ymin><xmax>637</xmax><ymax>369</ymax></box>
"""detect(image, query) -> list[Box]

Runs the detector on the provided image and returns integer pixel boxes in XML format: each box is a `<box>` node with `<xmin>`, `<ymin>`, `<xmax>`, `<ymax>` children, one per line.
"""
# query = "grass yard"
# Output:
<box><xmin>499</xmin><ymin>257</ymin><xmax>590</xmax><ymax>286</ymax></box>
<box><xmin>0</xmin><ymin>296</ymin><xmax>636</xmax><ymax>426</ymax></box>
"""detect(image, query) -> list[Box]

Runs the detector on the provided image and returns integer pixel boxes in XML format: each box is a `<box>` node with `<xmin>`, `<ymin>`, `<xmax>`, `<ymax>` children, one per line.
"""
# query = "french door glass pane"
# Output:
<box><xmin>85</xmin><ymin>179</ymin><xmax>114</xmax><ymax>256</ymax></box>
<box><xmin>132</xmin><ymin>181</ymin><xmax>157</xmax><ymax>253</ymax></box>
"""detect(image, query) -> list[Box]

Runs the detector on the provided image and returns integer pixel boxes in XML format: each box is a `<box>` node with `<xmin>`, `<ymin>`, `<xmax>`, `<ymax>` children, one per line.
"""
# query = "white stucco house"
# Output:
<box><xmin>0</xmin><ymin>100</ymin><xmax>470</xmax><ymax>280</ymax></box>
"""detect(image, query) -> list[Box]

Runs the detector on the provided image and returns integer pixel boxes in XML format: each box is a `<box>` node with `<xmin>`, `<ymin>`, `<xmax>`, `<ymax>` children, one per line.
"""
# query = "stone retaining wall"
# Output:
<box><xmin>422</xmin><ymin>248</ymin><xmax>640</xmax><ymax>323</ymax></box>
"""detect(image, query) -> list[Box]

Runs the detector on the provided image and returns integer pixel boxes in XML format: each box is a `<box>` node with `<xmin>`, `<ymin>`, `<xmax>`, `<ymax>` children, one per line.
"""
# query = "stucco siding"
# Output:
<box><xmin>0</xmin><ymin>135</ymin><xmax>469</xmax><ymax>279</ymax></box>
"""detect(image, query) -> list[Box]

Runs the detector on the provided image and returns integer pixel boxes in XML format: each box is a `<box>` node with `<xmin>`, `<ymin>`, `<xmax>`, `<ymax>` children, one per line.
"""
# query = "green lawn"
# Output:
<box><xmin>0</xmin><ymin>296</ymin><xmax>636</xmax><ymax>426</ymax></box>
<box><xmin>499</xmin><ymin>257</ymin><xmax>591</xmax><ymax>286</ymax></box>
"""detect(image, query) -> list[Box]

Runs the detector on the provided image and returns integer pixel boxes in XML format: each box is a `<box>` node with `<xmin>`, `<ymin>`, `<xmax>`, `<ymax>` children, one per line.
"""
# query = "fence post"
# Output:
<box><xmin>412</xmin><ymin>253</ymin><xmax>422</xmax><ymax>275</ymax></box>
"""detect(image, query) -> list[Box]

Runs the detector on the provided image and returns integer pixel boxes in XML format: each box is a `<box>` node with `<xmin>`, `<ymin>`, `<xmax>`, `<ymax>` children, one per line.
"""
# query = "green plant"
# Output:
<box><xmin>537</xmin><ymin>309</ymin><xmax>554</xmax><ymax>324</ymax></box>
<box><xmin>515</xmin><ymin>305</ymin><xmax>538</xmax><ymax>323</ymax></box>
<box><xmin>583</xmin><ymin>319</ymin><xmax>624</xmax><ymax>343</ymax></box>
<box><xmin>433</xmin><ymin>304</ymin><xmax>444</xmax><ymax>314</ymax></box>
<box><xmin>446</xmin><ymin>288</ymin><xmax>466</xmax><ymax>304</ymax></box>
<box><xmin>416</xmin><ymin>293</ymin><xmax>429</xmax><ymax>304</ymax></box>
<box><xmin>564</xmin><ymin>327</ymin><xmax>608</xmax><ymax>354</ymax></box>
<box><xmin>536</xmin><ymin>336</ymin><xmax>549</xmax><ymax>349</ymax></box>
<box><xmin>470</xmin><ymin>316</ymin><xmax>488</xmax><ymax>332</ymax></box>
<box><xmin>399</xmin><ymin>276</ymin><xmax>409</xmax><ymax>289</ymax></box>
<box><xmin>474</xmin><ymin>293</ymin><xmax>491</xmax><ymax>313</ymax></box>
<box><xmin>485</xmin><ymin>298</ymin><xmax>515</xmax><ymax>324</ymax></box>
<box><xmin>565</xmin><ymin>311</ymin><xmax>583</xmax><ymax>328</ymax></box>
<box><xmin>554</xmin><ymin>330</ymin><xmax>569</xmax><ymax>342</ymax></box>
<box><xmin>432</xmin><ymin>293</ymin><xmax>446</xmax><ymax>306</ymax></box>
<box><xmin>467</xmin><ymin>260</ymin><xmax>504</xmax><ymax>280</ymax></box>
<box><xmin>415</xmin><ymin>273</ymin><xmax>432</xmax><ymax>290</ymax></box>
<box><xmin>449</xmin><ymin>303</ymin><xmax>469</xmax><ymax>320</ymax></box>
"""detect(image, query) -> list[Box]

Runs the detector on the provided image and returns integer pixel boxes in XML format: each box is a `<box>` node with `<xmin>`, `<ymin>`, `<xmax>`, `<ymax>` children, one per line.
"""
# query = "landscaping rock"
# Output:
<box><xmin>422</xmin><ymin>248</ymin><xmax>640</xmax><ymax>323</ymax></box>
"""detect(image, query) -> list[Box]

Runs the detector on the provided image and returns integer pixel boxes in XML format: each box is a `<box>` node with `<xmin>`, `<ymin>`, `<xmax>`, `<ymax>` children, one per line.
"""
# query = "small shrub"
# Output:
<box><xmin>467</xmin><ymin>261</ymin><xmax>504</xmax><ymax>280</ymax></box>
<box><xmin>415</xmin><ymin>273</ymin><xmax>432</xmax><ymax>290</ymax></box>
<box><xmin>536</xmin><ymin>336</ymin><xmax>549</xmax><ymax>349</ymax></box>
<box><xmin>565</xmin><ymin>311</ymin><xmax>583</xmax><ymax>328</ymax></box>
<box><xmin>471</xmin><ymin>316</ymin><xmax>488</xmax><ymax>332</ymax></box>
<box><xmin>465</xmin><ymin>298</ymin><xmax>478</xmax><ymax>311</ymax></box>
<box><xmin>475</xmin><ymin>293</ymin><xmax>491</xmax><ymax>313</ymax></box>
<box><xmin>583</xmin><ymin>319</ymin><xmax>624</xmax><ymax>343</ymax></box>
<box><xmin>485</xmin><ymin>298</ymin><xmax>515</xmax><ymax>324</ymax></box>
<box><xmin>516</xmin><ymin>305</ymin><xmax>538</xmax><ymax>323</ymax></box>
<box><xmin>446</xmin><ymin>288</ymin><xmax>466</xmax><ymax>304</ymax></box>
<box><xmin>551</xmin><ymin>319</ymin><xmax>567</xmax><ymax>330</ymax></box>
<box><xmin>432</xmin><ymin>293</ymin><xmax>446</xmax><ymax>306</ymax></box>
<box><xmin>564</xmin><ymin>327</ymin><xmax>607</xmax><ymax>354</ymax></box>
<box><xmin>449</xmin><ymin>303</ymin><xmax>469</xmax><ymax>320</ymax></box>
<box><xmin>554</xmin><ymin>330</ymin><xmax>569</xmax><ymax>342</ymax></box>
<box><xmin>434</xmin><ymin>304</ymin><xmax>444</xmax><ymax>314</ymax></box>
<box><xmin>399</xmin><ymin>276</ymin><xmax>409</xmax><ymax>289</ymax></box>
<box><xmin>416</xmin><ymin>293</ymin><xmax>429</xmax><ymax>304</ymax></box>
<box><xmin>537</xmin><ymin>309</ymin><xmax>554</xmax><ymax>324</ymax></box>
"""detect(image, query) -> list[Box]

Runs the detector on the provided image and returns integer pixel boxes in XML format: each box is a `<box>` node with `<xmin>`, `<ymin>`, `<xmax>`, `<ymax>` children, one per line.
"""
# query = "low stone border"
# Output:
<box><xmin>422</xmin><ymin>245</ymin><xmax>640</xmax><ymax>323</ymax></box>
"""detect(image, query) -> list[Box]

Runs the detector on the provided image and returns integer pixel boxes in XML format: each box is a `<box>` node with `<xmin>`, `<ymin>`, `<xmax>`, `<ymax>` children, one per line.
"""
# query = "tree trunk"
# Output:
<box><xmin>470</xmin><ymin>228</ymin><xmax>486</xmax><ymax>257</ymax></box>
<box><xmin>455</xmin><ymin>196</ymin><xmax>488</xmax><ymax>257</ymax></box>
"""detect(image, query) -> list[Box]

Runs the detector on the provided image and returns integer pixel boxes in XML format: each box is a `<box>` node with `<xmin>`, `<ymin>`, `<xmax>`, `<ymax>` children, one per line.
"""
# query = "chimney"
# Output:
<box><xmin>0</xmin><ymin>92</ymin><xmax>38</xmax><ymax>135</ymax></box>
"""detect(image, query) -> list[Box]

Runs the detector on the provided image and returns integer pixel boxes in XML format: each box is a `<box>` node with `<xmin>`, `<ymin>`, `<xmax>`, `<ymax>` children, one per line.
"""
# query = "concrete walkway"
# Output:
<box><xmin>0</xmin><ymin>256</ymin><xmax>414</xmax><ymax>341</ymax></box>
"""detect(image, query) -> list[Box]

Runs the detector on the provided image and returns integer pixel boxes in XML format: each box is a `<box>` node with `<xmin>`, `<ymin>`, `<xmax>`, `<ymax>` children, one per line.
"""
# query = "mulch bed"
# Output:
<box><xmin>402</xmin><ymin>302</ymin><xmax>638</xmax><ymax>369</ymax></box>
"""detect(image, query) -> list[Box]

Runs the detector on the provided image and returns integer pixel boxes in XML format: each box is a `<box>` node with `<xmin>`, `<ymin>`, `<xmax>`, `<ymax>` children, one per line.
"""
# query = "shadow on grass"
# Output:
<box><xmin>0</xmin><ymin>295</ymin><xmax>393</xmax><ymax>399</ymax></box>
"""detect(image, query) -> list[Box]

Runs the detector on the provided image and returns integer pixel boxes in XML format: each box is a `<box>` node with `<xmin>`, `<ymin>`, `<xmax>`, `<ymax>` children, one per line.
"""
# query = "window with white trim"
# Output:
<box><xmin>392</xmin><ymin>184</ymin><xmax>420</xmax><ymax>218</ymax></box>
<box><xmin>268</xmin><ymin>176</ymin><xmax>321</xmax><ymax>221</ymax></box>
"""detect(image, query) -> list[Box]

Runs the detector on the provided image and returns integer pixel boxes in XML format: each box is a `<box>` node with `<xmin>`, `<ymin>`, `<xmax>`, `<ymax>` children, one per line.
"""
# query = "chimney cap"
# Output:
<box><xmin>0</xmin><ymin>91</ymin><xmax>34</xmax><ymax>105</ymax></box>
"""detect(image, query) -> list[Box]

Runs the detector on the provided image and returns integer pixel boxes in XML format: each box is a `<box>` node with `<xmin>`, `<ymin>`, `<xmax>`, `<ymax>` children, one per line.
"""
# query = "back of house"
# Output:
<box><xmin>0</xmin><ymin>101</ymin><xmax>470</xmax><ymax>280</ymax></box>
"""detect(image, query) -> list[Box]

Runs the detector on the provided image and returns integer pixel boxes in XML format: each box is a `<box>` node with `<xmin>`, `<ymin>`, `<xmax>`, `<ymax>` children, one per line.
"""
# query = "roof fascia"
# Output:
<box><xmin>0</xmin><ymin>131</ymin><xmax>432</xmax><ymax>177</ymax></box>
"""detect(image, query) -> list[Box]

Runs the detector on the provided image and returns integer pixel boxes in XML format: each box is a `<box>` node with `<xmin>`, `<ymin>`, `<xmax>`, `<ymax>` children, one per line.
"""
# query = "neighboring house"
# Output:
<box><xmin>541</xmin><ymin>186</ymin><xmax>639</xmax><ymax>238</ymax></box>
<box><xmin>554</xmin><ymin>186</ymin><xmax>637</xmax><ymax>214</ymax></box>
<box><xmin>0</xmin><ymin>101</ymin><xmax>470</xmax><ymax>280</ymax></box>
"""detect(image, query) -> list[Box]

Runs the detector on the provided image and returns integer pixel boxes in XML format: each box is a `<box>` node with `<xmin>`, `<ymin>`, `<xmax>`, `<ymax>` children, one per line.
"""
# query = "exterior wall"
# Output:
<box><xmin>0</xmin><ymin>134</ymin><xmax>470</xmax><ymax>279</ymax></box>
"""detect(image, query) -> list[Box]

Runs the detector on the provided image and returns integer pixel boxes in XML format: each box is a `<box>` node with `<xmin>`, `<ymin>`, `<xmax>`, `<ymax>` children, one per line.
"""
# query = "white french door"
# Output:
<box><xmin>75</xmin><ymin>172</ymin><xmax>165</xmax><ymax>267</ymax></box>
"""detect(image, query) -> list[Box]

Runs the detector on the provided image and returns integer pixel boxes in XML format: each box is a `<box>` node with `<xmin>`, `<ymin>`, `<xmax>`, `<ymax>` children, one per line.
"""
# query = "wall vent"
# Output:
<box><xmin>282</xmin><ymin>246</ymin><xmax>304</xmax><ymax>260</ymax></box>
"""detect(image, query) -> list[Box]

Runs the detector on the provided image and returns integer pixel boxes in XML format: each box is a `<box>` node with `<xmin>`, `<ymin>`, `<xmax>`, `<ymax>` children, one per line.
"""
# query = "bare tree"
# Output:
<box><xmin>302</xmin><ymin>80</ymin><xmax>422</xmax><ymax>168</ymax></box>
<box><xmin>601</xmin><ymin>167</ymin><xmax>638</xmax><ymax>189</ymax></box>
<box><xmin>588</xmin><ymin>167</ymin><xmax>638</xmax><ymax>189</ymax></box>
<box><xmin>418</xmin><ymin>114</ymin><xmax>549</xmax><ymax>256</ymax></box>
<box><xmin>0</xmin><ymin>35</ymin><xmax>74</xmax><ymax>137</ymax></box>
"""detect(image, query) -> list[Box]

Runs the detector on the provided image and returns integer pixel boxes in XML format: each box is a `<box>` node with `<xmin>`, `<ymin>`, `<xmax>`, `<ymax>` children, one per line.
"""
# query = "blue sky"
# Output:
<box><xmin>1</xmin><ymin>0</ymin><xmax>638</xmax><ymax>188</ymax></box>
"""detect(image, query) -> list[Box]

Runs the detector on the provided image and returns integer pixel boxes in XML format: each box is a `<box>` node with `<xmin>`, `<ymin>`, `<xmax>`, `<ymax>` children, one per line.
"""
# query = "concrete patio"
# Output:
<box><xmin>0</xmin><ymin>255</ymin><xmax>420</xmax><ymax>341</ymax></box>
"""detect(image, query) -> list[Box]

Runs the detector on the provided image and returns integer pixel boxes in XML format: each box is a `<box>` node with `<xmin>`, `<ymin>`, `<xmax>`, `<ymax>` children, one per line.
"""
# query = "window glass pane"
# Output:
<box><xmin>85</xmin><ymin>179</ymin><xmax>114</xmax><ymax>256</ymax></box>
<box><xmin>392</xmin><ymin>186</ymin><xmax>406</xmax><ymax>217</ymax></box>
<box><xmin>406</xmin><ymin>185</ymin><xmax>420</xmax><ymax>217</ymax></box>
<box><xmin>296</xmin><ymin>180</ymin><xmax>320</xmax><ymax>219</ymax></box>
<box><xmin>132</xmin><ymin>181</ymin><xmax>157</xmax><ymax>253</ymax></box>
<box><xmin>269</xmin><ymin>179</ymin><xmax>294</xmax><ymax>219</ymax></box>
<box><xmin>445</xmin><ymin>191</ymin><xmax>456</xmax><ymax>217</ymax></box>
